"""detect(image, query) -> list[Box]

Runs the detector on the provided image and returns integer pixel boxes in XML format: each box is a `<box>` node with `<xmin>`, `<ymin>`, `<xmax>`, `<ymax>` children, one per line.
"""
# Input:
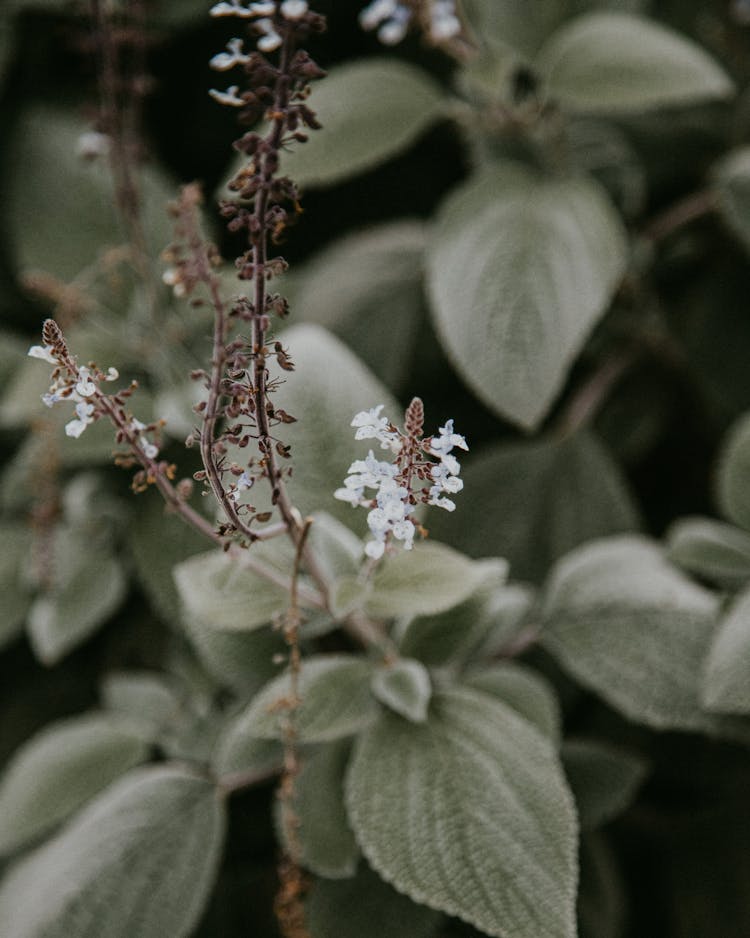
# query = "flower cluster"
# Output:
<box><xmin>359</xmin><ymin>0</ymin><xmax>461</xmax><ymax>45</ymax></box>
<box><xmin>28</xmin><ymin>340</ymin><xmax>118</xmax><ymax>439</ymax></box>
<box><xmin>335</xmin><ymin>399</ymin><xmax>467</xmax><ymax>559</ymax></box>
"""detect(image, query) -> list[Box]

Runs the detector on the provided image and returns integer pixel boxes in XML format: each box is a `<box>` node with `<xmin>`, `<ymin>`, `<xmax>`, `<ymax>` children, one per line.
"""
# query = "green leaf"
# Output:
<box><xmin>7</xmin><ymin>105</ymin><xmax>176</xmax><ymax>281</ymax></box>
<box><xmin>430</xmin><ymin>431</ymin><xmax>639</xmax><ymax>582</ymax></box>
<box><xmin>702</xmin><ymin>585</ymin><xmax>750</xmax><ymax>714</ymax></box>
<box><xmin>227</xmin><ymin>324</ymin><xmax>398</xmax><ymax>529</ymax></box>
<box><xmin>0</xmin><ymin>714</ymin><xmax>148</xmax><ymax>857</ymax></box>
<box><xmin>562</xmin><ymin>738</ymin><xmax>647</xmax><ymax>830</ymax></box>
<box><xmin>714</xmin><ymin>147</ymin><xmax>750</xmax><ymax>253</ymax></box>
<box><xmin>367</xmin><ymin>543</ymin><xmax>502</xmax><ymax>620</ymax></box>
<box><xmin>716</xmin><ymin>411</ymin><xmax>750</xmax><ymax>531</ymax></box>
<box><xmin>306</xmin><ymin>512</ymin><xmax>362</xmax><ymax>584</ymax></box>
<box><xmin>100</xmin><ymin>671</ymin><xmax>183</xmax><ymax>740</ymax></box>
<box><xmin>461</xmin><ymin>0</ymin><xmax>567</xmax><ymax>57</ymax></box>
<box><xmin>346</xmin><ymin>687</ymin><xmax>578</xmax><ymax>938</ymax></box>
<box><xmin>173</xmin><ymin>547</ymin><xmax>289</xmax><ymax>632</ymax></box>
<box><xmin>541</xmin><ymin>536</ymin><xmax>749</xmax><ymax>738</ymax></box>
<box><xmin>427</xmin><ymin>164</ymin><xmax>627</xmax><ymax>429</ymax></box>
<box><xmin>290</xmin><ymin>222</ymin><xmax>427</xmax><ymax>391</ymax></box>
<box><xmin>0</xmin><ymin>766</ymin><xmax>225</xmax><ymax>938</ymax></box>
<box><xmin>212</xmin><ymin>720</ymin><xmax>282</xmax><ymax>781</ymax></box>
<box><xmin>665</xmin><ymin>516</ymin><xmax>750</xmax><ymax>589</ymax></box>
<box><xmin>280</xmin><ymin>741</ymin><xmax>359</xmax><ymax>879</ymax></box>
<box><xmin>273</xmin><ymin>59</ymin><xmax>443</xmax><ymax>188</ymax></box>
<box><xmin>371</xmin><ymin>658</ymin><xmax>432</xmax><ymax>723</ymax></box>
<box><xmin>464</xmin><ymin>663</ymin><xmax>562</xmax><ymax>744</ymax></box>
<box><xmin>537</xmin><ymin>12</ymin><xmax>734</xmax><ymax>113</ymax></box>
<box><xmin>396</xmin><ymin>563</ymin><xmax>524</xmax><ymax>667</ymax></box>
<box><xmin>0</xmin><ymin>522</ymin><xmax>33</xmax><ymax>650</ymax></box>
<box><xmin>306</xmin><ymin>863</ymin><xmax>443</xmax><ymax>938</ymax></box>
<box><xmin>577</xmin><ymin>832</ymin><xmax>625</xmax><ymax>938</ymax></box>
<box><xmin>232</xmin><ymin>655</ymin><xmax>377</xmax><ymax>743</ymax></box>
<box><xmin>27</xmin><ymin>530</ymin><xmax>127</xmax><ymax>664</ymax></box>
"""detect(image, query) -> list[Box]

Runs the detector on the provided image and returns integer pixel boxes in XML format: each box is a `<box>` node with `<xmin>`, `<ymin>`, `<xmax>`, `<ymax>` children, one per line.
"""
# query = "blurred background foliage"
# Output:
<box><xmin>2</xmin><ymin>1</ymin><xmax>750</xmax><ymax>936</ymax></box>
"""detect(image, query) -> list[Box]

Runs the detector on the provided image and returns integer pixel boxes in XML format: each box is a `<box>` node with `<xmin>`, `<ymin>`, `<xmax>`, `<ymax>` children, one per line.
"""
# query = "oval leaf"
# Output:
<box><xmin>371</xmin><ymin>658</ymin><xmax>432</xmax><ymax>723</ymax></box>
<box><xmin>346</xmin><ymin>687</ymin><xmax>578</xmax><ymax>938</ymax></box>
<box><xmin>562</xmin><ymin>738</ymin><xmax>648</xmax><ymax>830</ymax></box>
<box><xmin>702</xmin><ymin>585</ymin><xmax>750</xmax><ymax>715</ymax></box>
<box><xmin>0</xmin><ymin>714</ymin><xmax>149</xmax><ymax>857</ymax></box>
<box><xmin>0</xmin><ymin>766</ymin><xmax>225</xmax><ymax>938</ymax></box>
<box><xmin>538</xmin><ymin>12</ymin><xmax>734</xmax><ymax>113</ymax></box>
<box><xmin>234</xmin><ymin>655</ymin><xmax>377</xmax><ymax>743</ymax></box>
<box><xmin>666</xmin><ymin>516</ymin><xmax>750</xmax><ymax>589</ymax></box>
<box><xmin>427</xmin><ymin>164</ymin><xmax>627</xmax><ymax>429</ymax></box>
<box><xmin>714</xmin><ymin>147</ymin><xmax>750</xmax><ymax>253</ymax></box>
<box><xmin>716</xmin><ymin>411</ymin><xmax>750</xmax><ymax>532</ymax></box>
<box><xmin>465</xmin><ymin>663</ymin><xmax>562</xmax><ymax>744</ymax></box>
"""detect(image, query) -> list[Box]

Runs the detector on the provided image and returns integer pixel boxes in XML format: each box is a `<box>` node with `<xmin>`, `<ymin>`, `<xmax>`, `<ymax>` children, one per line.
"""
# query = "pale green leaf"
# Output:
<box><xmin>213</xmin><ymin>721</ymin><xmax>282</xmax><ymax>781</ymax></box>
<box><xmin>0</xmin><ymin>522</ymin><xmax>33</xmax><ymax>650</ymax></box>
<box><xmin>395</xmin><ymin>562</ymin><xmax>521</xmax><ymax>667</ymax></box>
<box><xmin>430</xmin><ymin>431</ymin><xmax>639</xmax><ymax>581</ymax></box>
<box><xmin>232</xmin><ymin>655</ymin><xmax>377</xmax><ymax>743</ymax></box>
<box><xmin>367</xmin><ymin>543</ymin><xmax>502</xmax><ymax>619</ymax></box>
<box><xmin>464</xmin><ymin>663</ymin><xmax>562</xmax><ymax>744</ymax></box>
<box><xmin>716</xmin><ymin>411</ymin><xmax>750</xmax><ymax>532</ymax></box>
<box><xmin>702</xmin><ymin>585</ymin><xmax>750</xmax><ymax>714</ymax></box>
<box><xmin>427</xmin><ymin>164</ymin><xmax>627</xmax><ymax>429</ymax></box>
<box><xmin>714</xmin><ymin>147</ymin><xmax>750</xmax><ymax>252</ymax></box>
<box><xmin>280</xmin><ymin>740</ymin><xmax>359</xmax><ymax>879</ymax></box>
<box><xmin>226</xmin><ymin>324</ymin><xmax>398</xmax><ymax>529</ymax></box>
<box><xmin>0</xmin><ymin>766</ymin><xmax>225</xmax><ymax>938</ymax></box>
<box><xmin>562</xmin><ymin>738</ymin><xmax>647</xmax><ymax>830</ymax></box>
<box><xmin>330</xmin><ymin>575</ymin><xmax>370</xmax><ymax>620</ymax></box>
<box><xmin>306</xmin><ymin>863</ymin><xmax>442</xmax><ymax>938</ymax></box>
<box><xmin>666</xmin><ymin>516</ymin><xmax>750</xmax><ymax>589</ymax></box>
<box><xmin>173</xmin><ymin>548</ymin><xmax>289</xmax><ymax>632</ymax></box>
<box><xmin>274</xmin><ymin>60</ymin><xmax>443</xmax><ymax>187</ymax></box>
<box><xmin>27</xmin><ymin>532</ymin><xmax>127</xmax><ymax>664</ymax></box>
<box><xmin>100</xmin><ymin>671</ymin><xmax>183</xmax><ymax>739</ymax></box>
<box><xmin>306</xmin><ymin>512</ymin><xmax>362</xmax><ymax>584</ymax></box>
<box><xmin>541</xmin><ymin>536</ymin><xmax>750</xmax><ymax>738</ymax></box>
<box><xmin>290</xmin><ymin>222</ymin><xmax>427</xmax><ymax>391</ymax></box>
<box><xmin>0</xmin><ymin>714</ymin><xmax>148</xmax><ymax>857</ymax></box>
<box><xmin>371</xmin><ymin>658</ymin><xmax>432</xmax><ymax>723</ymax></box>
<box><xmin>7</xmin><ymin>106</ymin><xmax>176</xmax><ymax>281</ymax></box>
<box><xmin>346</xmin><ymin>687</ymin><xmax>578</xmax><ymax>938</ymax></box>
<box><xmin>461</xmin><ymin>0</ymin><xmax>568</xmax><ymax>57</ymax></box>
<box><xmin>538</xmin><ymin>12</ymin><xmax>733</xmax><ymax>113</ymax></box>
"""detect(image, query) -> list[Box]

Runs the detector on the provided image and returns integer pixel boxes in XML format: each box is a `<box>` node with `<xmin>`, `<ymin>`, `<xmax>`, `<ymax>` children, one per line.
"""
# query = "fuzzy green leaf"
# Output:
<box><xmin>371</xmin><ymin>658</ymin><xmax>432</xmax><ymax>723</ymax></box>
<box><xmin>427</xmin><ymin>164</ymin><xmax>627</xmax><ymax>429</ymax></box>
<box><xmin>0</xmin><ymin>522</ymin><xmax>33</xmax><ymax>650</ymax></box>
<box><xmin>346</xmin><ymin>687</ymin><xmax>578</xmax><ymax>938</ymax></box>
<box><xmin>716</xmin><ymin>411</ymin><xmax>750</xmax><ymax>532</ymax></box>
<box><xmin>538</xmin><ymin>13</ymin><xmax>734</xmax><ymax>113</ymax></box>
<box><xmin>430</xmin><ymin>431</ymin><xmax>639</xmax><ymax>581</ymax></box>
<box><xmin>306</xmin><ymin>863</ymin><xmax>443</xmax><ymax>938</ymax></box>
<box><xmin>276</xmin><ymin>60</ymin><xmax>443</xmax><ymax>187</ymax></box>
<box><xmin>464</xmin><ymin>663</ymin><xmax>562</xmax><ymax>744</ymax></box>
<box><xmin>562</xmin><ymin>739</ymin><xmax>647</xmax><ymax>830</ymax></box>
<box><xmin>367</xmin><ymin>543</ymin><xmax>502</xmax><ymax>620</ymax></box>
<box><xmin>702</xmin><ymin>585</ymin><xmax>750</xmax><ymax>714</ymax></box>
<box><xmin>714</xmin><ymin>147</ymin><xmax>750</xmax><ymax>253</ymax></box>
<box><xmin>541</xmin><ymin>536</ymin><xmax>749</xmax><ymax>739</ymax></box>
<box><xmin>666</xmin><ymin>516</ymin><xmax>750</xmax><ymax>589</ymax></box>
<box><xmin>0</xmin><ymin>714</ymin><xmax>149</xmax><ymax>857</ymax></box>
<box><xmin>233</xmin><ymin>655</ymin><xmax>377</xmax><ymax>743</ymax></box>
<box><xmin>306</xmin><ymin>512</ymin><xmax>362</xmax><ymax>584</ymax></box>
<box><xmin>0</xmin><ymin>766</ymin><xmax>225</xmax><ymax>938</ymax></box>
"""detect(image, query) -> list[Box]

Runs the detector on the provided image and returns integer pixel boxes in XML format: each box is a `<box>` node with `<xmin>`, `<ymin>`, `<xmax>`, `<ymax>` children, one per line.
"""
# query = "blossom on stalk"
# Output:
<box><xmin>335</xmin><ymin>398</ymin><xmax>466</xmax><ymax>559</ymax></box>
<box><xmin>359</xmin><ymin>0</ymin><xmax>461</xmax><ymax>45</ymax></box>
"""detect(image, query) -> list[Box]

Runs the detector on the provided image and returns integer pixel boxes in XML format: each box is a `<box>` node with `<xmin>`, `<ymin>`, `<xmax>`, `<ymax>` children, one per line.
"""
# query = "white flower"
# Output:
<box><xmin>364</xmin><ymin>538</ymin><xmax>386</xmax><ymax>560</ymax></box>
<box><xmin>130</xmin><ymin>418</ymin><xmax>147</xmax><ymax>432</ymax></box>
<box><xmin>359</xmin><ymin>0</ymin><xmax>397</xmax><ymax>29</ymax></box>
<box><xmin>210</xmin><ymin>37</ymin><xmax>251</xmax><ymax>70</ymax></box>
<box><xmin>280</xmin><ymin>0</ymin><xmax>307</xmax><ymax>19</ymax></box>
<box><xmin>431</xmin><ymin>418</ymin><xmax>468</xmax><ymax>455</ymax></box>
<box><xmin>392</xmin><ymin>518</ymin><xmax>415</xmax><ymax>547</ymax></box>
<box><xmin>351</xmin><ymin>405</ymin><xmax>400</xmax><ymax>450</ymax></box>
<box><xmin>209</xmin><ymin>85</ymin><xmax>245</xmax><ymax>107</ymax></box>
<box><xmin>65</xmin><ymin>401</ymin><xmax>95</xmax><ymax>438</ymax></box>
<box><xmin>76</xmin><ymin>131</ymin><xmax>110</xmax><ymax>159</ymax></box>
<box><xmin>334</xmin><ymin>486</ymin><xmax>362</xmax><ymax>505</ymax></box>
<box><xmin>430</xmin><ymin>0</ymin><xmax>460</xmax><ymax>39</ymax></box>
<box><xmin>210</xmin><ymin>0</ymin><xmax>274</xmax><ymax>17</ymax></box>
<box><xmin>42</xmin><ymin>391</ymin><xmax>62</xmax><ymax>407</ymax></box>
<box><xmin>104</xmin><ymin>367</ymin><xmax>119</xmax><ymax>382</ymax></box>
<box><xmin>256</xmin><ymin>18</ymin><xmax>283</xmax><ymax>51</ymax></box>
<box><xmin>75</xmin><ymin>366</ymin><xmax>96</xmax><ymax>398</ymax></box>
<box><xmin>27</xmin><ymin>344</ymin><xmax>57</xmax><ymax>364</ymax></box>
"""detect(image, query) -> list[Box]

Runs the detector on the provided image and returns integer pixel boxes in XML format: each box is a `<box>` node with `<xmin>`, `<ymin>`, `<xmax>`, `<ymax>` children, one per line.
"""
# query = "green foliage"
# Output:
<box><xmin>562</xmin><ymin>738</ymin><xmax>648</xmax><ymax>830</ymax></box>
<box><xmin>370</xmin><ymin>657</ymin><xmax>432</xmax><ymax>722</ymax></box>
<box><xmin>464</xmin><ymin>662</ymin><xmax>562</xmax><ymax>743</ymax></box>
<box><xmin>716</xmin><ymin>411</ymin><xmax>750</xmax><ymax>531</ymax></box>
<box><xmin>714</xmin><ymin>147</ymin><xmax>750</xmax><ymax>252</ymax></box>
<box><xmin>427</xmin><ymin>163</ymin><xmax>627</xmax><ymax>429</ymax></box>
<box><xmin>0</xmin><ymin>522</ymin><xmax>33</xmax><ymax>650</ymax></box>
<box><xmin>0</xmin><ymin>766</ymin><xmax>225</xmax><ymax>938</ymax></box>
<box><xmin>346</xmin><ymin>687</ymin><xmax>578</xmax><ymax>938</ymax></box>
<box><xmin>702</xmin><ymin>585</ymin><xmax>750</xmax><ymax>714</ymax></box>
<box><xmin>666</xmin><ymin>516</ymin><xmax>750</xmax><ymax>589</ymax></box>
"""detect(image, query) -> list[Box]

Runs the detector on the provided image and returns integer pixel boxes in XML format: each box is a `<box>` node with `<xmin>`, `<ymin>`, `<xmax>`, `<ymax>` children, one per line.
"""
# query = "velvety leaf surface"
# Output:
<box><xmin>233</xmin><ymin>655</ymin><xmax>377</xmax><ymax>743</ymax></box>
<box><xmin>716</xmin><ymin>411</ymin><xmax>750</xmax><ymax>532</ymax></box>
<box><xmin>0</xmin><ymin>521</ymin><xmax>33</xmax><ymax>650</ymax></box>
<box><xmin>427</xmin><ymin>164</ymin><xmax>627</xmax><ymax>429</ymax></box>
<box><xmin>464</xmin><ymin>663</ymin><xmax>562</xmax><ymax>744</ymax></box>
<box><xmin>0</xmin><ymin>713</ymin><xmax>149</xmax><ymax>856</ymax></box>
<box><xmin>370</xmin><ymin>658</ymin><xmax>432</xmax><ymax>723</ymax></box>
<box><xmin>562</xmin><ymin>739</ymin><xmax>648</xmax><ymax>830</ymax></box>
<box><xmin>666</xmin><ymin>516</ymin><xmax>750</xmax><ymax>589</ymax></box>
<box><xmin>430</xmin><ymin>431</ymin><xmax>639</xmax><ymax>582</ymax></box>
<box><xmin>538</xmin><ymin>13</ymin><xmax>734</xmax><ymax>113</ymax></box>
<box><xmin>346</xmin><ymin>687</ymin><xmax>578</xmax><ymax>938</ymax></box>
<box><xmin>0</xmin><ymin>766</ymin><xmax>225</xmax><ymax>938</ymax></box>
<box><xmin>702</xmin><ymin>585</ymin><xmax>750</xmax><ymax>714</ymax></box>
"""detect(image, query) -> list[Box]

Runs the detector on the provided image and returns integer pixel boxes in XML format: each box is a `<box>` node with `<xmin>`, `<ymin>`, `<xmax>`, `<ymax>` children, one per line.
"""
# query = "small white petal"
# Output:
<box><xmin>280</xmin><ymin>0</ymin><xmax>307</xmax><ymax>19</ymax></box>
<box><xmin>257</xmin><ymin>30</ymin><xmax>283</xmax><ymax>51</ymax></box>
<box><xmin>65</xmin><ymin>418</ymin><xmax>88</xmax><ymax>438</ymax></box>
<box><xmin>28</xmin><ymin>344</ymin><xmax>57</xmax><ymax>364</ymax></box>
<box><xmin>105</xmin><ymin>367</ymin><xmax>119</xmax><ymax>381</ymax></box>
<box><xmin>364</xmin><ymin>539</ymin><xmax>386</xmax><ymax>560</ymax></box>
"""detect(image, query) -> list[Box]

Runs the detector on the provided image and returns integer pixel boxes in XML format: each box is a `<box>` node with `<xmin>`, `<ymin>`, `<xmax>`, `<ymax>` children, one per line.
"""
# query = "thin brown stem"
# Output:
<box><xmin>643</xmin><ymin>188</ymin><xmax>719</xmax><ymax>243</ymax></box>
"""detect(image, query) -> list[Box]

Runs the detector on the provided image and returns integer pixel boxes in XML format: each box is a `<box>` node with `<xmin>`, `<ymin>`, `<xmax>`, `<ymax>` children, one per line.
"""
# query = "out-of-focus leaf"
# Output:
<box><xmin>464</xmin><ymin>664</ymin><xmax>562</xmax><ymax>744</ymax></box>
<box><xmin>306</xmin><ymin>512</ymin><xmax>362</xmax><ymax>585</ymax></box>
<box><xmin>460</xmin><ymin>0</ymin><xmax>568</xmax><ymax>57</ymax></box>
<box><xmin>346</xmin><ymin>687</ymin><xmax>578</xmax><ymax>938</ymax></box>
<box><xmin>289</xmin><ymin>222</ymin><xmax>427</xmax><ymax>391</ymax></box>
<box><xmin>702</xmin><ymin>585</ymin><xmax>750</xmax><ymax>714</ymax></box>
<box><xmin>0</xmin><ymin>713</ymin><xmax>148</xmax><ymax>857</ymax></box>
<box><xmin>717</xmin><ymin>411</ymin><xmax>750</xmax><ymax>531</ymax></box>
<box><xmin>714</xmin><ymin>147</ymin><xmax>750</xmax><ymax>252</ymax></box>
<box><xmin>538</xmin><ymin>13</ymin><xmax>734</xmax><ymax>113</ymax></box>
<box><xmin>0</xmin><ymin>521</ymin><xmax>33</xmax><ymax>650</ymax></box>
<box><xmin>371</xmin><ymin>658</ymin><xmax>432</xmax><ymax>723</ymax></box>
<box><xmin>427</xmin><ymin>163</ymin><xmax>627</xmax><ymax>429</ymax></box>
<box><xmin>577</xmin><ymin>832</ymin><xmax>626</xmax><ymax>938</ymax></box>
<box><xmin>666</xmin><ymin>516</ymin><xmax>750</xmax><ymax>589</ymax></box>
<box><xmin>275</xmin><ymin>60</ymin><xmax>444</xmax><ymax>187</ymax></box>
<box><xmin>430</xmin><ymin>431</ymin><xmax>639</xmax><ymax>582</ymax></box>
<box><xmin>0</xmin><ymin>766</ymin><xmax>225</xmax><ymax>938</ymax></box>
<box><xmin>562</xmin><ymin>738</ymin><xmax>647</xmax><ymax>830</ymax></box>
<box><xmin>100</xmin><ymin>671</ymin><xmax>183</xmax><ymax>739</ymax></box>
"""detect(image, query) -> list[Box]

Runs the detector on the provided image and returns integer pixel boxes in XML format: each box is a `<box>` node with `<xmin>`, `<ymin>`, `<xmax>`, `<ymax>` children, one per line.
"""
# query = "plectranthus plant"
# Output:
<box><xmin>3</xmin><ymin>1</ymin><xmax>750</xmax><ymax>937</ymax></box>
